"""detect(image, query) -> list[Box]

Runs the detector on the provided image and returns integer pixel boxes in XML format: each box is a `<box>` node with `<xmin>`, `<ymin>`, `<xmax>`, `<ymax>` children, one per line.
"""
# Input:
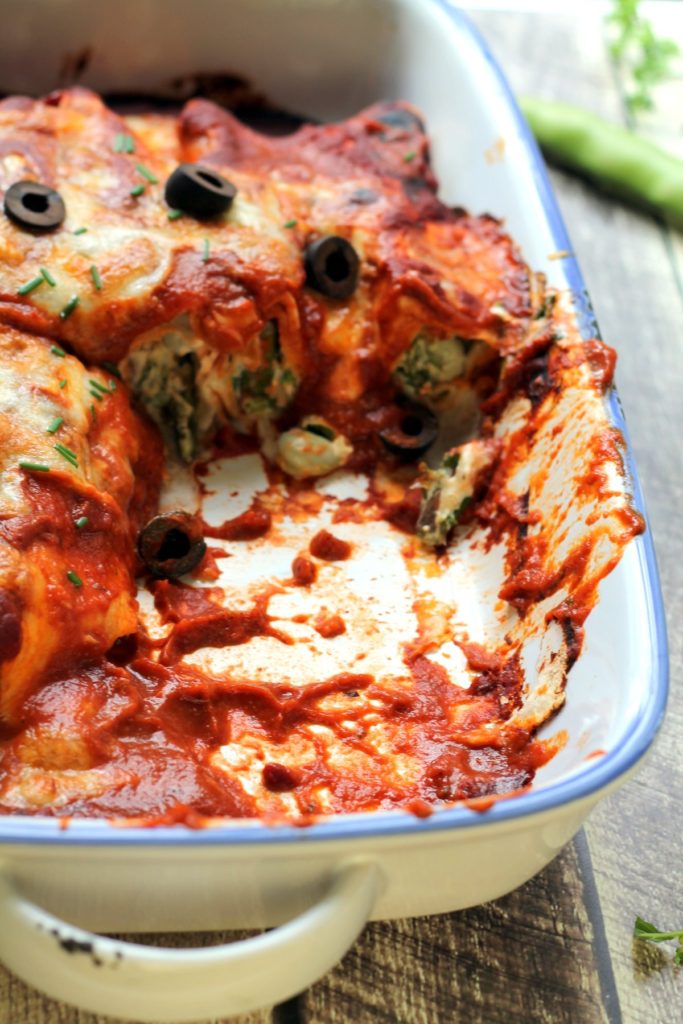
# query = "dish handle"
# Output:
<box><xmin>0</xmin><ymin>859</ymin><xmax>381</xmax><ymax>1022</ymax></box>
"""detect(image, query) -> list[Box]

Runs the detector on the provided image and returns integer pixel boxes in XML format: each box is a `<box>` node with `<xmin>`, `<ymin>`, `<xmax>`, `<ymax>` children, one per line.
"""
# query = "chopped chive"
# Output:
<box><xmin>102</xmin><ymin>361</ymin><xmax>122</xmax><ymax>380</ymax></box>
<box><xmin>114</xmin><ymin>132</ymin><xmax>135</xmax><ymax>154</ymax></box>
<box><xmin>107</xmin><ymin>378</ymin><xmax>117</xmax><ymax>391</ymax></box>
<box><xmin>202</xmin><ymin>237</ymin><xmax>210</xmax><ymax>262</ymax></box>
<box><xmin>130</xmin><ymin>184</ymin><xmax>145</xmax><ymax>198</ymax></box>
<box><xmin>46</xmin><ymin>416</ymin><xmax>63</xmax><ymax>435</ymax></box>
<box><xmin>75</xmin><ymin>516</ymin><xmax>89</xmax><ymax>530</ymax></box>
<box><xmin>167</xmin><ymin>208</ymin><xmax>183</xmax><ymax>221</ymax></box>
<box><xmin>73</xmin><ymin>227</ymin><xmax>88</xmax><ymax>236</ymax></box>
<box><xmin>54</xmin><ymin>443</ymin><xmax>78</xmax><ymax>467</ymax></box>
<box><xmin>90</xmin><ymin>403</ymin><xmax>97</xmax><ymax>417</ymax></box>
<box><xmin>18</xmin><ymin>460</ymin><xmax>51</xmax><ymax>473</ymax></box>
<box><xmin>89</xmin><ymin>378</ymin><xmax>112</xmax><ymax>396</ymax></box>
<box><xmin>40</xmin><ymin>267</ymin><xmax>57</xmax><ymax>287</ymax></box>
<box><xmin>90</xmin><ymin>389</ymin><xmax>104</xmax><ymax>403</ymax></box>
<box><xmin>59</xmin><ymin>296</ymin><xmax>79</xmax><ymax>320</ymax></box>
<box><xmin>283</xmin><ymin>219</ymin><xmax>298</xmax><ymax>229</ymax></box>
<box><xmin>136</xmin><ymin>163</ymin><xmax>158</xmax><ymax>184</ymax></box>
<box><xmin>54</xmin><ymin>442</ymin><xmax>77</xmax><ymax>460</ymax></box>
<box><xmin>18</xmin><ymin>276</ymin><xmax>44</xmax><ymax>296</ymax></box>
<box><xmin>59</xmin><ymin>379</ymin><xmax>67</xmax><ymax>389</ymax></box>
<box><xmin>403</xmin><ymin>150</ymin><xmax>417</xmax><ymax>162</ymax></box>
<box><xmin>51</xmin><ymin>345</ymin><xmax>66</xmax><ymax>358</ymax></box>
<box><xmin>66</xmin><ymin>570</ymin><xmax>83</xmax><ymax>588</ymax></box>
<box><xmin>90</xmin><ymin>265</ymin><xmax>102</xmax><ymax>290</ymax></box>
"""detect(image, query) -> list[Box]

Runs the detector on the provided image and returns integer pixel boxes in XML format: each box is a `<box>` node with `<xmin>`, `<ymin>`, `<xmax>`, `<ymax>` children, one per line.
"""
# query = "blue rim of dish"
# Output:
<box><xmin>0</xmin><ymin>2</ymin><xmax>668</xmax><ymax>846</ymax></box>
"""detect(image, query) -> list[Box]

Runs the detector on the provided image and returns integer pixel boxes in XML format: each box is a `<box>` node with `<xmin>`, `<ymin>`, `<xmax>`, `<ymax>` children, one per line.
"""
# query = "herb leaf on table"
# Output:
<box><xmin>633</xmin><ymin>916</ymin><xmax>683</xmax><ymax>964</ymax></box>
<box><xmin>606</xmin><ymin>0</ymin><xmax>680</xmax><ymax>113</ymax></box>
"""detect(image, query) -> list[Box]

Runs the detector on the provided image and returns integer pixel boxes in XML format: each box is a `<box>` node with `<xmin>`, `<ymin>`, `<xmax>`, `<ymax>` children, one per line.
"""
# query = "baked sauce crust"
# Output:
<box><xmin>0</xmin><ymin>89</ymin><xmax>532</xmax><ymax>377</ymax></box>
<box><xmin>0</xmin><ymin>91</ymin><xmax>639</xmax><ymax>823</ymax></box>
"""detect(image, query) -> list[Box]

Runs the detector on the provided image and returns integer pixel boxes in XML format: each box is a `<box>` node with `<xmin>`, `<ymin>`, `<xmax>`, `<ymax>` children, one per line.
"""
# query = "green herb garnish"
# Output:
<box><xmin>89</xmin><ymin>378</ymin><xmax>113</xmax><ymax>396</ymax></box>
<box><xmin>130</xmin><ymin>184</ymin><xmax>145</xmax><ymax>198</ymax></box>
<box><xmin>40</xmin><ymin>267</ymin><xmax>57</xmax><ymax>287</ymax></box>
<box><xmin>54</xmin><ymin>442</ymin><xmax>78</xmax><ymax>467</ymax></box>
<box><xmin>403</xmin><ymin>150</ymin><xmax>417</xmax><ymax>162</ymax></box>
<box><xmin>442</xmin><ymin>451</ymin><xmax>461</xmax><ymax>472</ymax></box>
<box><xmin>51</xmin><ymin>345</ymin><xmax>66</xmax><ymax>358</ymax></box>
<box><xmin>75</xmin><ymin>516</ymin><xmax>89</xmax><ymax>530</ymax></box>
<box><xmin>607</xmin><ymin>0</ymin><xmax>680</xmax><ymax>113</ymax></box>
<box><xmin>46</xmin><ymin>416</ymin><xmax>63</xmax><ymax>435</ymax></box>
<box><xmin>136</xmin><ymin>163</ymin><xmax>158</xmax><ymax>184</ymax></box>
<box><xmin>18</xmin><ymin>460</ymin><xmax>51</xmax><ymax>473</ymax></box>
<box><xmin>634</xmin><ymin>917</ymin><xmax>683</xmax><ymax>964</ymax></box>
<box><xmin>202</xmin><ymin>237</ymin><xmax>210</xmax><ymax>262</ymax></box>
<box><xmin>114</xmin><ymin>132</ymin><xmax>135</xmax><ymax>154</ymax></box>
<box><xmin>59</xmin><ymin>379</ymin><xmax>67</xmax><ymax>389</ymax></box>
<box><xmin>283</xmin><ymin>219</ymin><xmax>298</xmax><ymax>229</ymax></box>
<box><xmin>167</xmin><ymin>208</ymin><xmax>183</xmax><ymax>221</ymax></box>
<box><xmin>73</xmin><ymin>227</ymin><xmax>88</xmax><ymax>236</ymax></box>
<box><xmin>66</xmin><ymin>570</ymin><xmax>83</xmax><ymax>588</ymax></box>
<box><xmin>102</xmin><ymin>361</ymin><xmax>122</xmax><ymax>380</ymax></box>
<box><xmin>90</xmin><ymin>265</ymin><xmax>102</xmax><ymax>290</ymax></box>
<box><xmin>59</xmin><ymin>296</ymin><xmax>79</xmax><ymax>320</ymax></box>
<box><xmin>18</xmin><ymin>276</ymin><xmax>44</xmax><ymax>296</ymax></box>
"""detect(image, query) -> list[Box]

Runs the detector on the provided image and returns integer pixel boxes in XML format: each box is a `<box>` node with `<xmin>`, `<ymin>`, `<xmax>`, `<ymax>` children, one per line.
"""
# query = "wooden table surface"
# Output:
<box><xmin>2</xmin><ymin>5</ymin><xmax>682</xmax><ymax>1023</ymax></box>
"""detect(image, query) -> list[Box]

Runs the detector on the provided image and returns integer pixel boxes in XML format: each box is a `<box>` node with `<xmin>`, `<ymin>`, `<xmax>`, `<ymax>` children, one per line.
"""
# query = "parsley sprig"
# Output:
<box><xmin>633</xmin><ymin>916</ymin><xmax>683</xmax><ymax>964</ymax></box>
<box><xmin>607</xmin><ymin>0</ymin><xmax>680</xmax><ymax>113</ymax></box>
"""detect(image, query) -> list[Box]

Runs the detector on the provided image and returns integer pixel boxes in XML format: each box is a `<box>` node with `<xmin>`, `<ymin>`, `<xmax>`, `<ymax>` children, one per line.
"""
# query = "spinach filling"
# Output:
<box><xmin>231</xmin><ymin>320</ymin><xmax>298</xmax><ymax>419</ymax></box>
<box><xmin>417</xmin><ymin>440</ymin><xmax>494</xmax><ymax>546</ymax></box>
<box><xmin>127</xmin><ymin>333</ymin><xmax>201</xmax><ymax>462</ymax></box>
<box><xmin>394</xmin><ymin>331</ymin><xmax>474</xmax><ymax>403</ymax></box>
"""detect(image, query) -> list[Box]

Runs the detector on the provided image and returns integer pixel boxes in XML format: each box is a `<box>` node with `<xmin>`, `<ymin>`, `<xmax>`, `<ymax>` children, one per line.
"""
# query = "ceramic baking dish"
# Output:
<box><xmin>0</xmin><ymin>1</ymin><xmax>668</xmax><ymax>1020</ymax></box>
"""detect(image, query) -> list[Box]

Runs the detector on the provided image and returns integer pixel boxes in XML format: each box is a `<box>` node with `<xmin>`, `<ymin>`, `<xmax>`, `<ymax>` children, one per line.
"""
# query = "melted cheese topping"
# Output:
<box><xmin>0</xmin><ymin>326</ymin><xmax>160</xmax><ymax>722</ymax></box>
<box><xmin>0</xmin><ymin>92</ymin><xmax>639</xmax><ymax>825</ymax></box>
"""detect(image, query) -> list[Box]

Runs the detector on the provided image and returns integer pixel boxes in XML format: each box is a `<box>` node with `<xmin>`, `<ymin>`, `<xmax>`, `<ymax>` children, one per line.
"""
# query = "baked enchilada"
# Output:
<box><xmin>0</xmin><ymin>89</ymin><xmax>641</xmax><ymax>822</ymax></box>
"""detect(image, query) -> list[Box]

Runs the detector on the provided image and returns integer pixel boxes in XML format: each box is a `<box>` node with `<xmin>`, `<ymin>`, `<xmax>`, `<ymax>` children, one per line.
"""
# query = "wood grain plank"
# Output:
<box><xmin>300</xmin><ymin>841</ymin><xmax>610</xmax><ymax>1024</ymax></box>
<box><xmin>468</xmin><ymin>9</ymin><xmax>683</xmax><ymax>1024</ymax></box>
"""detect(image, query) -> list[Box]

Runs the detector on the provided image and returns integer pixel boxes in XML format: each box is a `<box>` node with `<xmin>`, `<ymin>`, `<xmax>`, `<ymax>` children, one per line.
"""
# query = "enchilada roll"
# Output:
<box><xmin>0</xmin><ymin>325</ymin><xmax>162</xmax><ymax>723</ymax></box>
<box><xmin>0</xmin><ymin>89</ymin><xmax>543</xmax><ymax>469</ymax></box>
<box><xmin>178</xmin><ymin>99</ymin><xmax>542</xmax><ymax>413</ymax></box>
<box><xmin>0</xmin><ymin>89</ymin><xmax>304</xmax><ymax>360</ymax></box>
<box><xmin>0</xmin><ymin>88</ymin><xmax>306</xmax><ymax>459</ymax></box>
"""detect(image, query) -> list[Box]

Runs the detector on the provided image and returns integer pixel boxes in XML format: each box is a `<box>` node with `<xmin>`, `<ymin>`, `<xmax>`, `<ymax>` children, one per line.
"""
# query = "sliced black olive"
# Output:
<box><xmin>303</xmin><ymin>422</ymin><xmax>336</xmax><ymax>441</ymax></box>
<box><xmin>106</xmin><ymin>632</ymin><xmax>139</xmax><ymax>666</ymax></box>
<box><xmin>304</xmin><ymin>235</ymin><xmax>360</xmax><ymax>300</ymax></box>
<box><xmin>349</xmin><ymin>188</ymin><xmax>378</xmax><ymax>206</ymax></box>
<box><xmin>377</xmin><ymin>108</ymin><xmax>424</xmax><ymax>132</ymax></box>
<box><xmin>164</xmin><ymin>163</ymin><xmax>237</xmax><ymax>218</ymax></box>
<box><xmin>137</xmin><ymin>511</ymin><xmax>206</xmax><ymax>579</ymax></box>
<box><xmin>4</xmin><ymin>181</ymin><xmax>65</xmax><ymax>231</ymax></box>
<box><xmin>379</xmin><ymin>402</ymin><xmax>438</xmax><ymax>460</ymax></box>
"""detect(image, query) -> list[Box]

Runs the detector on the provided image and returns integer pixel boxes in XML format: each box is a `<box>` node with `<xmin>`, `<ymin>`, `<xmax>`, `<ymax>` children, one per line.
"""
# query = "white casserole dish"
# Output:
<box><xmin>0</xmin><ymin>1</ymin><xmax>668</xmax><ymax>1020</ymax></box>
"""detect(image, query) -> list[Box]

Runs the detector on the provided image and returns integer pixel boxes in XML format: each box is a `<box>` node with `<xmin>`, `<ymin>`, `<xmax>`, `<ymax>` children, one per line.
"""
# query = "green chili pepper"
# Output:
<box><xmin>521</xmin><ymin>96</ymin><xmax>683</xmax><ymax>230</ymax></box>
